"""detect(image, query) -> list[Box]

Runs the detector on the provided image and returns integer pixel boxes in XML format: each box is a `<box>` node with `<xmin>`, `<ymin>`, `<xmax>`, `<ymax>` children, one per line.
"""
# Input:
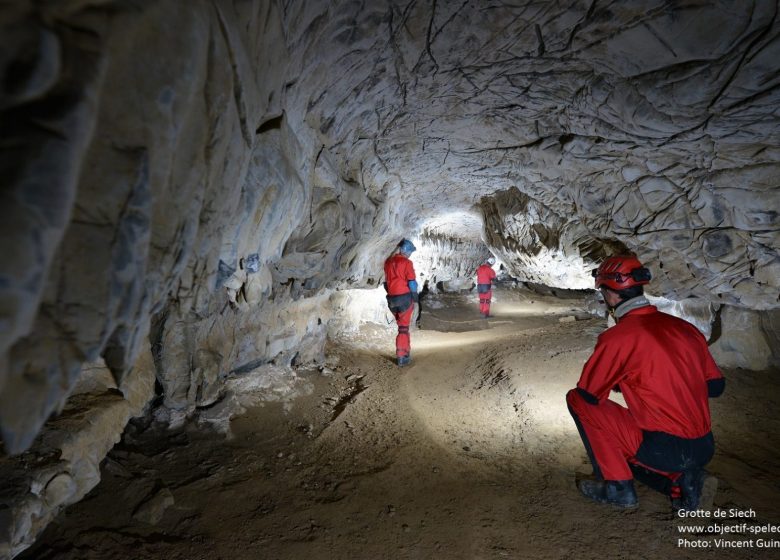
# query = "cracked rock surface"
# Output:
<box><xmin>1</xmin><ymin>1</ymin><xmax>779</xmax><ymax>556</ymax></box>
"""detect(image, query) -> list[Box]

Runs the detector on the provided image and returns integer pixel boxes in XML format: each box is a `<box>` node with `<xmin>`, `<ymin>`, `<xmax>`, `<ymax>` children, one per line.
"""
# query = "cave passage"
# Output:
<box><xmin>17</xmin><ymin>288</ymin><xmax>780</xmax><ymax>560</ymax></box>
<box><xmin>2</xmin><ymin>0</ymin><xmax>780</xmax><ymax>558</ymax></box>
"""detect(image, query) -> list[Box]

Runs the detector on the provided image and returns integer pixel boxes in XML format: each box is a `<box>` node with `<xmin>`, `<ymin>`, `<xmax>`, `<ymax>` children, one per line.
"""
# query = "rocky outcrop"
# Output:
<box><xmin>0</xmin><ymin>354</ymin><xmax>155</xmax><ymax>559</ymax></box>
<box><xmin>710</xmin><ymin>306</ymin><xmax>779</xmax><ymax>371</ymax></box>
<box><xmin>481</xmin><ymin>188</ymin><xmax>615</xmax><ymax>289</ymax></box>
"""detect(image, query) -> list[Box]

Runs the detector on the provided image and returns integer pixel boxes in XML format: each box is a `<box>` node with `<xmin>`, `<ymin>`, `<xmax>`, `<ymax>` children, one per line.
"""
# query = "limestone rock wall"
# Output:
<box><xmin>480</xmin><ymin>188</ymin><xmax>615</xmax><ymax>289</ymax></box>
<box><xmin>1</xmin><ymin>3</ymin><xmax>404</xmax><ymax>554</ymax></box>
<box><xmin>0</xmin><ymin>1</ymin><xmax>401</xmax><ymax>456</ymax></box>
<box><xmin>760</xmin><ymin>310</ymin><xmax>780</xmax><ymax>367</ymax></box>
<box><xmin>2</xmin><ymin>4</ymin><xmax>780</xmax><ymax>554</ymax></box>
<box><xmin>0</xmin><ymin>353</ymin><xmax>155</xmax><ymax>559</ymax></box>
<box><xmin>710</xmin><ymin>306</ymin><xmax>780</xmax><ymax>371</ymax></box>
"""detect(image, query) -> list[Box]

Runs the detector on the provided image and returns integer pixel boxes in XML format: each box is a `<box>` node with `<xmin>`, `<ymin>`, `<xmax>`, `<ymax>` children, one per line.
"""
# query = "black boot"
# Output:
<box><xmin>673</xmin><ymin>469</ymin><xmax>718</xmax><ymax>512</ymax></box>
<box><xmin>578</xmin><ymin>479</ymin><xmax>638</xmax><ymax>508</ymax></box>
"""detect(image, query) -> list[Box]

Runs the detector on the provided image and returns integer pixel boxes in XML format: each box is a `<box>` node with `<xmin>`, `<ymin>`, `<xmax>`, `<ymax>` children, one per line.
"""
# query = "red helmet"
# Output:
<box><xmin>592</xmin><ymin>255</ymin><xmax>651</xmax><ymax>290</ymax></box>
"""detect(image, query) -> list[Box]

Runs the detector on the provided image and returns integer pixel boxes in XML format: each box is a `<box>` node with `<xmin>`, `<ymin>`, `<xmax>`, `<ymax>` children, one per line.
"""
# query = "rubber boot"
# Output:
<box><xmin>578</xmin><ymin>479</ymin><xmax>638</xmax><ymax>509</ymax></box>
<box><xmin>673</xmin><ymin>469</ymin><xmax>718</xmax><ymax>512</ymax></box>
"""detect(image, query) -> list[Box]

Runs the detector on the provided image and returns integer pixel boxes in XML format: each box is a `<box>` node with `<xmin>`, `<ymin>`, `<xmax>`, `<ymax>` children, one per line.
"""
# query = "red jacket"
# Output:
<box><xmin>577</xmin><ymin>305</ymin><xmax>723</xmax><ymax>439</ymax></box>
<box><xmin>476</xmin><ymin>264</ymin><xmax>496</xmax><ymax>285</ymax></box>
<box><xmin>384</xmin><ymin>254</ymin><xmax>416</xmax><ymax>295</ymax></box>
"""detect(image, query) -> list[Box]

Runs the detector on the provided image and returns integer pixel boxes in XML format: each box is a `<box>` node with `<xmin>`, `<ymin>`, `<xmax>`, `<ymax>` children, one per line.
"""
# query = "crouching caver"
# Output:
<box><xmin>567</xmin><ymin>255</ymin><xmax>725</xmax><ymax>511</ymax></box>
<box><xmin>383</xmin><ymin>239</ymin><xmax>418</xmax><ymax>367</ymax></box>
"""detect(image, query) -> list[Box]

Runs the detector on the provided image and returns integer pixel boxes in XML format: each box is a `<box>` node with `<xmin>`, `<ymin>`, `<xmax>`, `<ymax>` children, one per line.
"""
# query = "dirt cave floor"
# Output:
<box><xmin>21</xmin><ymin>288</ymin><xmax>780</xmax><ymax>560</ymax></box>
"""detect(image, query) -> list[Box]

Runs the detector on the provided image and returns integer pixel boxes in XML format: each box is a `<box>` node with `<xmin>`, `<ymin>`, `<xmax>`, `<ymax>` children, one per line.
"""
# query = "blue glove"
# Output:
<box><xmin>408</xmin><ymin>279</ymin><xmax>418</xmax><ymax>293</ymax></box>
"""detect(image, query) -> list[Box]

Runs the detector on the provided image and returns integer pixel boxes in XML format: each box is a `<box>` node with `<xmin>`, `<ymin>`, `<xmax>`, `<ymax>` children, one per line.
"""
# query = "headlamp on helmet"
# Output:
<box><xmin>592</xmin><ymin>255</ymin><xmax>651</xmax><ymax>290</ymax></box>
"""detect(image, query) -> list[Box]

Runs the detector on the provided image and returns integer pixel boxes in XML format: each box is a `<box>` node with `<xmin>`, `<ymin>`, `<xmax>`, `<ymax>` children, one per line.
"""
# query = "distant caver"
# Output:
<box><xmin>383</xmin><ymin>239</ymin><xmax>419</xmax><ymax>367</ymax></box>
<box><xmin>475</xmin><ymin>257</ymin><xmax>497</xmax><ymax>318</ymax></box>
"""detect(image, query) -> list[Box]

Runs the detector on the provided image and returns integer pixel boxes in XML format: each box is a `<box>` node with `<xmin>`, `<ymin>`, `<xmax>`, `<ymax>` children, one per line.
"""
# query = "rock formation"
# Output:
<box><xmin>1</xmin><ymin>0</ymin><xmax>779</xmax><ymax>556</ymax></box>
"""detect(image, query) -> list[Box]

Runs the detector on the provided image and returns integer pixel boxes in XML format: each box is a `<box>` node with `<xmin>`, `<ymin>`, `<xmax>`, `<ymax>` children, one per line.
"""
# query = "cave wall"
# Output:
<box><xmin>0</xmin><ymin>2</ymin><xmax>404</xmax><ymax>553</ymax></box>
<box><xmin>480</xmin><ymin>188</ymin><xmax>610</xmax><ymax>289</ymax></box>
<box><xmin>710</xmin><ymin>306</ymin><xmax>780</xmax><ymax>371</ymax></box>
<box><xmin>0</xmin><ymin>1</ymin><xmax>408</xmax><ymax>456</ymax></box>
<box><xmin>0</xmin><ymin>353</ymin><xmax>155</xmax><ymax>559</ymax></box>
<box><xmin>2</xmin><ymin>1</ymin><xmax>780</xmax><ymax>555</ymax></box>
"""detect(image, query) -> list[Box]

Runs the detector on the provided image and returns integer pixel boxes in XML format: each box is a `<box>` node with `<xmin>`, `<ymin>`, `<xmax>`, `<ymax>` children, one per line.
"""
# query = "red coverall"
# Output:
<box><xmin>384</xmin><ymin>254</ymin><xmax>416</xmax><ymax>358</ymax></box>
<box><xmin>566</xmin><ymin>304</ymin><xmax>724</xmax><ymax>488</ymax></box>
<box><xmin>476</xmin><ymin>264</ymin><xmax>497</xmax><ymax>316</ymax></box>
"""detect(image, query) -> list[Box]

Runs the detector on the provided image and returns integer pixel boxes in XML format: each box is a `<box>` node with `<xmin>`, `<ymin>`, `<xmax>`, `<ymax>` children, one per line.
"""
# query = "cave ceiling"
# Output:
<box><xmin>282</xmin><ymin>0</ymin><xmax>780</xmax><ymax>300</ymax></box>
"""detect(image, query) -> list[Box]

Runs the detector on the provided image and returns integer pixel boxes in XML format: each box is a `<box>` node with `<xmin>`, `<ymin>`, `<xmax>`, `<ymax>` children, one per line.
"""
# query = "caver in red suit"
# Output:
<box><xmin>567</xmin><ymin>255</ymin><xmax>725</xmax><ymax>511</ymax></box>
<box><xmin>383</xmin><ymin>239</ymin><xmax>418</xmax><ymax>366</ymax></box>
<box><xmin>476</xmin><ymin>257</ymin><xmax>497</xmax><ymax>317</ymax></box>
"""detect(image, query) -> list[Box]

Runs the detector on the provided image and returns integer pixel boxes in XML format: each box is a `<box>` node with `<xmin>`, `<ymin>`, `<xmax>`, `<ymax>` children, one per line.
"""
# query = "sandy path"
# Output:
<box><xmin>20</xmin><ymin>289</ymin><xmax>780</xmax><ymax>560</ymax></box>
